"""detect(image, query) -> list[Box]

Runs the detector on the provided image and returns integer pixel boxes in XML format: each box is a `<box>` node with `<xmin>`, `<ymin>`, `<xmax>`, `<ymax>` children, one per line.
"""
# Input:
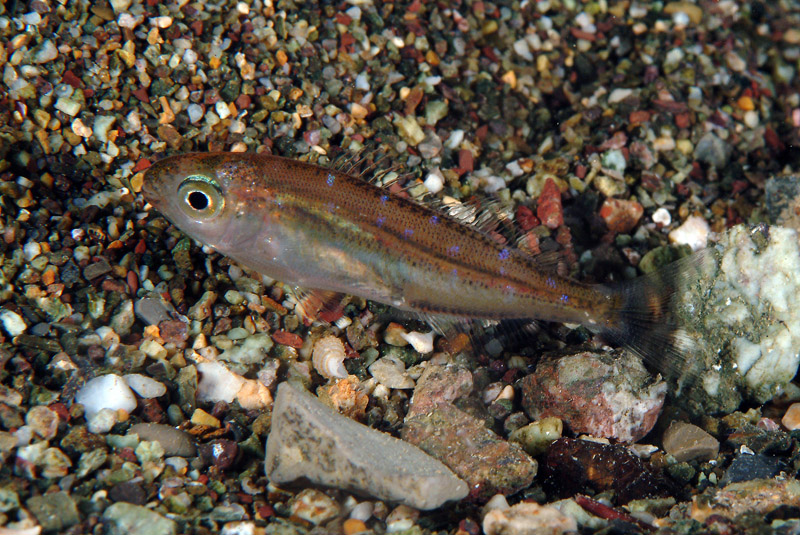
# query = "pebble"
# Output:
<box><xmin>123</xmin><ymin>374</ymin><xmax>167</xmax><ymax>398</ymax></box>
<box><xmin>369</xmin><ymin>355</ymin><xmax>415</xmax><ymax>389</ymax></box>
<box><xmin>537</xmin><ymin>178</ymin><xmax>564</xmax><ymax>230</ymax></box>
<box><xmin>694</xmin><ymin>132</ymin><xmax>731</xmax><ymax>169</ymax></box>
<box><xmin>75</xmin><ymin>374</ymin><xmax>137</xmax><ymax>420</ymax></box>
<box><xmin>265</xmin><ymin>382</ymin><xmax>468</xmax><ymax>510</ymax></box>
<box><xmin>191</xmin><ymin>408</ymin><xmax>221</xmax><ymax>428</ymax></box>
<box><xmin>102</xmin><ymin>502</ymin><xmax>177</xmax><ymax>535</ymax></box>
<box><xmin>782</xmin><ymin>402</ymin><xmax>800</xmax><ymax>430</ymax></box>
<box><xmin>288</xmin><ymin>488</ymin><xmax>341</xmax><ymax>525</ymax></box>
<box><xmin>599</xmin><ymin>198</ymin><xmax>644</xmax><ymax>233</ymax></box>
<box><xmin>132</xmin><ymin>424</ymin><xmax>196</xmax><ymax>458</ymax></box>
<box><xmin>26</xmin><ymin>491</ymin><xmax>80</xmax><ymax>533</ymax></box>
<box><xmin>690</xmin><ymin>478</ymin><xmax>800</xmax><ymax>522</ymax></box>
<box><xmin>668</xmin><ymin>215</ymin><xmax>710</xmax><ymax>251</ymax></box>
<box><xmin>400</xmin><ymin>330</ymin><xmax>435</xmax><ymax>354</ymax></box>
<box><xmin>196</xmin><ymin>361</ymin><xmax>245</xmax><ymax>404</ymax></box>
<box><xmin>520</xmin><ymin>351</ymin><xmax>666</xmax><ymax>442</ymax></box>
<box><xmin>720</xmin><ymin>453</ymin><xmax>786</xmax><ymax>486</ymax></box>
<box><xmin>383</xmin><ymin>322</ymin><xmax>409</xmax><ymax>346</ymax></box>
<box><xmin>88</xmin><ymin>408</ymin><xmax>120</xmax><ymax>434</ymax></box>
<box><xmin>0</xmin><ymin>309</ymin><xmax>27</xmax><ymax>337</ymax></box>
<box><xmin>25</xmin><ymin>405</ymin><xmax>59</xmax><ymax>440</ymax></box>
<box><xmin>509</xmin><ymin>417</ymin><xmax>563</xmax><ymax>456</ymax></box>
<box><xmin>483</xmin><ymin>501</ymin><xmax>577</xmax><ymax>535</ymax></box>
<box><xmin>607</xmin><ymin>88</ymin><xmax>634</xmax><ymax>104</ymax></box>
<box><xmin>662</xmin><ymin>421</ymin><xmax>720</xmax><ymax>462</ymax></box>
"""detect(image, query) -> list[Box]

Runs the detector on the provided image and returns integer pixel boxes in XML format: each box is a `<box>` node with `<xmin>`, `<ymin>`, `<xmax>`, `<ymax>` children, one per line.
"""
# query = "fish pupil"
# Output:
<box><xmin>188</xmin><ymin>191</ymin><xmax>209</xmax><ymax>211</ymax></box>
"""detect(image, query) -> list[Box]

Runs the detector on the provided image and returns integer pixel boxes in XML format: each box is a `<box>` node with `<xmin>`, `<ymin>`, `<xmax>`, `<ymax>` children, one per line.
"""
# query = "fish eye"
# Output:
<box><xmin>177</xmin><ymin>175</ymin><xmax>224</xmax><ymax>220</ymax></box>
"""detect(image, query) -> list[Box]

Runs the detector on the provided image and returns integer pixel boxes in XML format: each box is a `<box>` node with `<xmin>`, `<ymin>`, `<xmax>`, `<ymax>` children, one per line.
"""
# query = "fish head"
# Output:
<box><xmin>142</xmin><ymin>153</ymin><xmax>274</xmax><ymax>251</ymax></box>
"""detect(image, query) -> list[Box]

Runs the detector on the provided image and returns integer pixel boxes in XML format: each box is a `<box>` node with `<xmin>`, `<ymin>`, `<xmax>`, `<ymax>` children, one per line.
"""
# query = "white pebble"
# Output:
<box><xmin>55</xmin><ymin>97</ymin><xmax>81</xmax><ymax>116</ymax></box>
<box><xmin>215</xmin><ymin>100</ymin><xmax>231</xmax><ymax>119</ymax></box>
<box><xmin>117</xmin><ymin>13</ymin><xmax>140</xmax><ymax>29</ymax></box>
<box><xmin>0</xmin><ymin>309</ymin><xmax>27</xmax><ymax>337</ymax></box>
<box><xmin>236</xmin><ymin>1</ymin><xmax>250</xmax><ymax>15</ymax></box>
<box><xmin>187</xmin><ymin>103</ymin><xmax>204</xmax><ymax>124</ymax></box>
<box><xmin>152</xmin><ymin>15</ymin><xmax>173</xmax><ymax>28</ymax></box>
<box><xmin>75</xmin><ymin>374</ymin><xmax>137</xmax><ymax>420</ymax></box>
<box><xmin>183</xmin><ymin>48</ymin><xmax>198</xmax><ymax>64</ymax></box>
<box><xmin>33</xmin><ymin>39</ymin><xmax>58</xmax><ymax>63</ymax></box>
<box><xmin>669</xmin><ymin>215</ymin><xmax>710</xmax><ymax>251</ymax></box>
<box><xmin>196</xmin><ymin>361</ymin><xmax>245</xmax><ymax>404</ymax></box>
<box><xmin>23</xmin><ymin>12</ymin><xmax>42</xmax><ymax>25</ymax></box>
<box><xmin>513</xmin><ymin>39</ymin><xmax>533</xmax><ymax>61</ymax></box>
<box><xmin>345</xmin><ymin>5</ymin><xmax>362</xmax><ymax>21</ymax></box>
<box><xmin>350</xmin><ymin>501</ymin><xmax>374</xmax><ymax>521</ymax></box>
<box><xmin>355</xmin><ymin>72</ymin><xmax>370</xmax><ymax>91</ymax></box>
<box><xmin>23</xmin><ymin>241</ymin><xmax>41</xmax><ymax>261</ymax></box>
<box><xmin>87</xmin><ymin>408</ymin><xmax>118</xmax><ymax>434</ymax></box>
<box><xmin>445</xmin><ymin>129</ymin><xmax>465</xmax><ymax>149</ymax></box>
<box><xmin>423</xmin><ymin>171</ymin><xmax>444</xmax><ymax>194</ymax></box>
<box><xmin>652</xmin><ymin>207</ymin><xmax>671</xmax><ymax>226</ymax></box>
<box><xmin>743</xmin><ymin>110</ymin><xmax>759</xmax><ymax>128</ymax></box>
<box><xmin>608</xmin><ymin>88</ymin><xmax>633</xmax><ymax>104</ymax></box>
<box><xmin>400</xmin><ymin>331</ymin><xmax>435</xmax><ymax>354</ymax></box>
<box><xmin>123</xmin><ymin>374</ymin><xmax>167</xmax><ymax>398</ymax></box>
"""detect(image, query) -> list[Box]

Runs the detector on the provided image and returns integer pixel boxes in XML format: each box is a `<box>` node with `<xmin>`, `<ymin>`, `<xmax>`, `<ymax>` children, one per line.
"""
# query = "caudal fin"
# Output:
<box><xmin>598</xmin><ymin>250</ymin><xmax>716</xmax><ymax>408</ymax></box>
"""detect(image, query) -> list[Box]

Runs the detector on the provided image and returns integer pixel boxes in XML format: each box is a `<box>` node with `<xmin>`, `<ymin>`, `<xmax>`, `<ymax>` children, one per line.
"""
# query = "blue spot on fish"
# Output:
<box><xmin>546</xmin><ymin>277</ymin><xmax>556</xmax><ymax>289</ymax></box>
<box><xmin>376</xmin><ymin>216</ymin><xmax>386</xmax><ymax>227</ymax></box>
<box><xmin>499</xmin><ymin>267</ymin><xmax>506</xmax><ymax>276</ymax></box>
<box><xmin>380</xmin><ymin>195</ymin><xmax>389</xmax><ymax>205</ymax></box>
<box><xmin>447</xmin><ymin>245</ymin><xmax>460</xmax><ymax>256</ymax></box>
<box><xmin>498</xmin><ymin>248</ymin><xmax>510</xmax><ymax>260</ymax></box>
<box><xmin>429</xmin><ymin>215</ymin><xmax>440</xmax><ymax>225</ymax></box>
<box><xmin>326</xmin><ymin>173</ymin><xmax>335</xmax><ymax>187</ymax></box>
<box><xmin>560</xmin><ymin>294</ymin><xmax>569</xmax><ymax>303</ymax></box>
<box><xmin>327</xmin><ymin>201</ymin><xmax>336</xmax><ymax>213</ymax></box>
<box><xmin>403</xmin><ymin>228</ymin><xmax>414</xmax><ymax>238</ymax></box>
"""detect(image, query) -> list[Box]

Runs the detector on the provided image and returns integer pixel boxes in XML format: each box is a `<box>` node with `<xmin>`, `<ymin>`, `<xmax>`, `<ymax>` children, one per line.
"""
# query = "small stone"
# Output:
<box><xmin>369</xmin><ymin>355</ymin><xmax>415</xmax><ymax>389</ymax></box>
<box><xmin>123</xmin><ymin>374</ymin><xmax>167</xmax><ymax>398</ymax></box>
<box><xmin>782</xmin><ymin>402</ymin><xmax>800</xmax><ymax>430</ymax></box>
<box><xmin>407</xmin><ymin>364</ymin><xmax>473</xmax><ymax>418</ymax></box>
<box><xmin>288</xmin><ymin>488</ymin><xmax>340</xmax><ymax>525</ymax></box>
<box><xmin>668</xmin><ymin>215</ymin><xmax>710</xmax><ymax>251</ymax></box>
<box><xmin>663</xmin><ymin>1</ymin><xmax>702</xmax><ymax>24</ymax></box>
<box><xmin>87</xmin><ymin>408</ymin><xmax>119</xmax><ymax>434</ymax></box>
<box><xmin>129</xmin><ymin>423</ymin><xmax>196</xmax><ymax>457</ymax></box>
<box><xmin>187</xmin><ymin>103</ymin><xmax>204</xmax><ymax>124</ymax></box>
<box><xmin>75</xmin><ymin>374</ymin><xmax>137</xmax><ymax>420</ymax></box>
<box><xmin>83</xmin><ymin>258</ymin><xmax>112</xmax><ymax>280</ymax></box>
<box><xmin>690</xmin><ymin>478</ymin><xmax>800</xmax><ymax>522</ymax></box>
<box><xmin>25</xmin><ymin>405</ymin><xmax>59</xmax><ymax>440</ymax></box>
<box><xmin>607</xmin><ymin>88</ymin><xmax>634</xmax><ymax>104</ymax></box>
<box><xmin>109</xmin><ymin>481</ymin><xmax>147</xmax><ymax>505</ymax></box>
<box><xmin>599</xmin><ymin>198</ymin><xmax>644</xmax><ymax>234</ymax></box>
<box><xmin>102</xmin><ymin>502</ymin><xmax>177</xmax><ymax>535</ymax></box>
<box><xmin>196</xmin><ymin>361</ymin><xmax>245</xmax><ymax>404</ymax></box>
<box><xmin>26</xmin><ymin>491</ymin><xmax>80</xmax><ymax>532</ymax></box>
<box><xmin>198</xmin><ymin>439</ymin><xmax>238</xmax><ymax>469</ymax></box>
<box><xmin>694</xmin><ymin>132</ymin><xmax>731</xmax><ymax>169</ymax></box>
<box><xmin>191</xmin><ymin>408</ymin><xmax>221</xmax><ymax>428</ymax></box>
<box><xmin>383</xmin><ymin>322</ymin><xmax>409</xmax><ymax>346</ymax></box>
<box><xmin>662</xmin><ymin>421</ymin><xmax>720</xmax><ymax>462</ymax></box>
<box><xmin>483</xmin><ymin>502</ymin><xmax>577</xmax><ymax>535</ymax></box>
<box><xmin>55</xmin><ymin>97</ymin><xmax>81</xmax><ymax>116</ymax></box>
<box><xmin>400</xmin><ymin>330</ymin><xmax>435</xmax><ymax>354</ymax></box>
<box><xmin>110</xmin><ymin>299</ymin><xmax>135</xmax><ymax>336</ymax></box>
<box><xmin>394</xmin><ymin>114</ymin><xmax>425</xmax><ymax>146</ymax></box>
<box><xmin>537</xmin><ymin>178</ymin><xmax>563</xmax><ymax>229</ymax></box>
<box><xmin>0</xmin><ymin>309</ymin><xmax>27</xmax><ymax>337</ymax></box>
<box><xmin>265</xmin><ymin>382</ymin><xmax>468</xmax><ymax>510</ymax></box>
<box><xmin>509</xmin><ymin>417</ymin><xmax>563</xmax><ymax>456</ymax></box>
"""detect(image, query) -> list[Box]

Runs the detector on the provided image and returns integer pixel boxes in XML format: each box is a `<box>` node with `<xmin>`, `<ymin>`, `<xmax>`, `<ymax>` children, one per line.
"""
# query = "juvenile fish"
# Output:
<box><xmin>142</xmin><ymin>152</ymin><xmax>695</xmax><ymax>372</ymax></box>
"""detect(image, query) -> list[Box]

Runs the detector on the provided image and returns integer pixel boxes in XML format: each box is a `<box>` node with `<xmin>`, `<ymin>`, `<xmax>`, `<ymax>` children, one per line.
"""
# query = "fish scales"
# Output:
<box><xmin>143</xmin><ymin>153</ymin><xmax>612</xmax><ymax>326</ymax></box>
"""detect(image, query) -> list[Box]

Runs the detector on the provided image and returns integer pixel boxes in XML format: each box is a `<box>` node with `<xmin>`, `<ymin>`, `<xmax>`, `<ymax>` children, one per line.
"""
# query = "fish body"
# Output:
<box><xmin>143</xmin><ymin>152</ymin><xmax>687</xmax><ymax>369</ymax></box>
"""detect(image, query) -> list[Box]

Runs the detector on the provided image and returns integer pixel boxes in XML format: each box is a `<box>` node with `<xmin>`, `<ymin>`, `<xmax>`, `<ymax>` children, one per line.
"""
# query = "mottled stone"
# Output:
<box><xmin>27</xmin><ymin>491</ymin><xmax>80</xmax><ymax>532</ymax></box>
<box><xmin>520</xmin><ymin>351</ymin><xmax>666</xmax><ymax>442</ymax></box>
<box><xmin>691</xmin><ymin>478</ymin><xmax>800</xmax><ymax>522</ymax></box>
<box><xmin>483</xmin><ymin>502</ymin><xmax>577</xmax><ymax>535</ymax></box>
<box><xmin>402</xmin><ymin>404</ymin><xmax>537</xmax><ymax>501</ymax></box>
<box><xmin>407</xmin><ymin>364</ymin><xmax>473</xmax><ymax>418</ymax></box>
<box><xmin>265</xmin><ymin>382</ymin><xmax>468</xmax><ymax>510</ymax></box>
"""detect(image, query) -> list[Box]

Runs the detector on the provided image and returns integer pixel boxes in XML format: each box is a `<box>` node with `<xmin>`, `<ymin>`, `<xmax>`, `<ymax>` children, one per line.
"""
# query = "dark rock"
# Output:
<box><xmin>541</xmin><ymin>438</ymin><xmax>676</xmax><ymax>504</ymax></box>
<box><xmin>83</xmin><ymin>258</ymin><xmax>112</xmax><ymax>280</ymax></box>
<box><xmin>109</xmin><ymin>481</ymin><xmax>147</xmax><ymax>505</ymax></box>
<box><xmin>720</xmin><ymin>454</ymin><xmax>787</xmax><ymax>486</ymax></box>
<box><xmin>199</xmin><ymin>439</ymin><xmax>238</xmax><ymax>470</ymax></box>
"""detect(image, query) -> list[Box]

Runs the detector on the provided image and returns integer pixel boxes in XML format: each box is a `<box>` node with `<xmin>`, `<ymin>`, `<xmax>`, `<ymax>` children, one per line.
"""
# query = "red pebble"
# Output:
<box><xmin>190</xmin><ymin>20</ymin><xmax>204</xmax><ymax>35</ymax></box>
<box><xmin>48</xmin><ymin>402</ymin><xmax>70</xmax><ymax>422</ymax></box>
<box><xmin>134</xmin><ymin>239</ymin><xmax>147</xmax><ymax>254</ymax></box>
<box><xmin>132</xmin><ymin>87</ymin><xmax>150</xmax><ymax>103</ymax></box>
<box><xmin>516</xmin><ymin>205</ymin><xmax>539</xmax><ymax>232</ymax></box>
<box><xmin>271</xmin><ymin>330</ymin><xmax>304</xmax><ymax>348</ymax></box>
<box><xmin>537</xmin><ymin>178</ymin><xmax>563</xmax><ymax>230</ymax></box>
<box><xmin>458</xmin><ymin>149</ymin><xmax>474</xmax><ymax>174</ymax></box>
<box><xmin>599</xmin><ymin>198</ymin><xmax>644</xmax><ymax>234</ymax></box>
<box><xmin>132</xmin><ymin>158</ymin><xmax>151</xmax><ymax>173</ymax></box>
<box><xmin>62</xmin><ymin>70</ymin><xmax>83</xmax><ymax>88</ymax></box>
<box><xmin>340</xmin><ymin>32</ymin><xmax>355</xmax><ymax>48</ymax></box>
<box><xmin>629</xmin><ymin>110</ymin><xmax>651</xmax><ymax>124</ymax></box>
<box><xmin>674</xmin><ymin>112</ymin><xmax>691</xmax><ymax>129</ymax></box>
<box><xmin>127</xmin><ymin>270</ymin><xmax>138</xmax><ymax>293</ymax></box>
<box><xmin>235</xmin><ymin>94</ymin><xmax>251</xmax><ymax>109</ymax></box>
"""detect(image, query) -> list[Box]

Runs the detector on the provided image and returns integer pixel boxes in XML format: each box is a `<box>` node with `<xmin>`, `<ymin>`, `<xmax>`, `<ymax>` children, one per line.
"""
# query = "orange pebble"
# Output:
<box><xmin>343</xmin><ymin>518</ymin><xmax>368</xmax><ymax>535</ymax></box>
<box><xmin>737</xmin><ymin>95</ymin><xmax>755</xmax><ymax>111</ymax></box>
<box><xmin>276</xmin><ymin>49</ymin><xmax>288</xmax><ymax>66</ymax></box>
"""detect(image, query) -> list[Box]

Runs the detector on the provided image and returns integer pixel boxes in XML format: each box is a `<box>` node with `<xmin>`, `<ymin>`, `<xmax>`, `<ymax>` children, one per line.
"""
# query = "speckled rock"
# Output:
<box><xmin>26</xmin><ymin>491</ymin><xmax>80</xmax><ymax>533</ymax></box>
<box><xmin>691</xmin><ymin>478</ymin><xmax>800</xmax><ymax>522</ymax></box>
<box><xmin>403</xmin><ymin>403</ymin><xmax>537</xmax><ymax>501</ymax></box>
<box><xmin>407</xmin><ymin>364</ymin><xmax>474</xmax><ymax>418</ymax></box>
<box><xmin>483</xmin><ymin>501</ymin><xmax>577</xmax><ymax>535</ymax></box>
<box><xmin>520</xmin><ymin>351</ymin><xmax>666</xmax><ymax>442</ymax></box>
<box><xmin>265</xmin><ymin>382</ymin><xmax>468</xmax><ymax>510</ymax></box>
<box><xmin>129</xmin><ymin>423</ymin><xmax>196</xmax><ymax>457</ymax></box>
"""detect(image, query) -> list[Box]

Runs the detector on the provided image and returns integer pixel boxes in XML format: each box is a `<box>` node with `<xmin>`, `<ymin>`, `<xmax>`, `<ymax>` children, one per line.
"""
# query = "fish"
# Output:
<box><xmin>142</xmin><ymin>152</ymin><xmax>697</xmax><ymax>376</ymax></box>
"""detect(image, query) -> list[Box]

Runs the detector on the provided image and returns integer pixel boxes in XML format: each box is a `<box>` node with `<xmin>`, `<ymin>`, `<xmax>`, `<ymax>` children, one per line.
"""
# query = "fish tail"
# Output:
<box><xmin>598</xmin><ymin>250</ymin><xmax>712</xmax><ymax>383</ymax></box>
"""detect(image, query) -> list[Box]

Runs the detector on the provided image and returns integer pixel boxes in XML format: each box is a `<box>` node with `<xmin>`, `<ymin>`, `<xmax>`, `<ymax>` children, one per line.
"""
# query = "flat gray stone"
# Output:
<box><xmin>265</xmin><ymin>382</ymin><xmax>468</xmax><ymax>510</ymax></box>
<box><xmin>129</xmin><ymin>423</ymin><xmax>196</xmax><ymax>457</ymax></box>
<box><xmin>102</xmin><ymin>502</ymin><xmax>176</xmax><ymax>535</ymax></box>
<box><xmin>662</xmin><ymin>421</ymin><xmax>719</xmax><ymax>462</ymax></box>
